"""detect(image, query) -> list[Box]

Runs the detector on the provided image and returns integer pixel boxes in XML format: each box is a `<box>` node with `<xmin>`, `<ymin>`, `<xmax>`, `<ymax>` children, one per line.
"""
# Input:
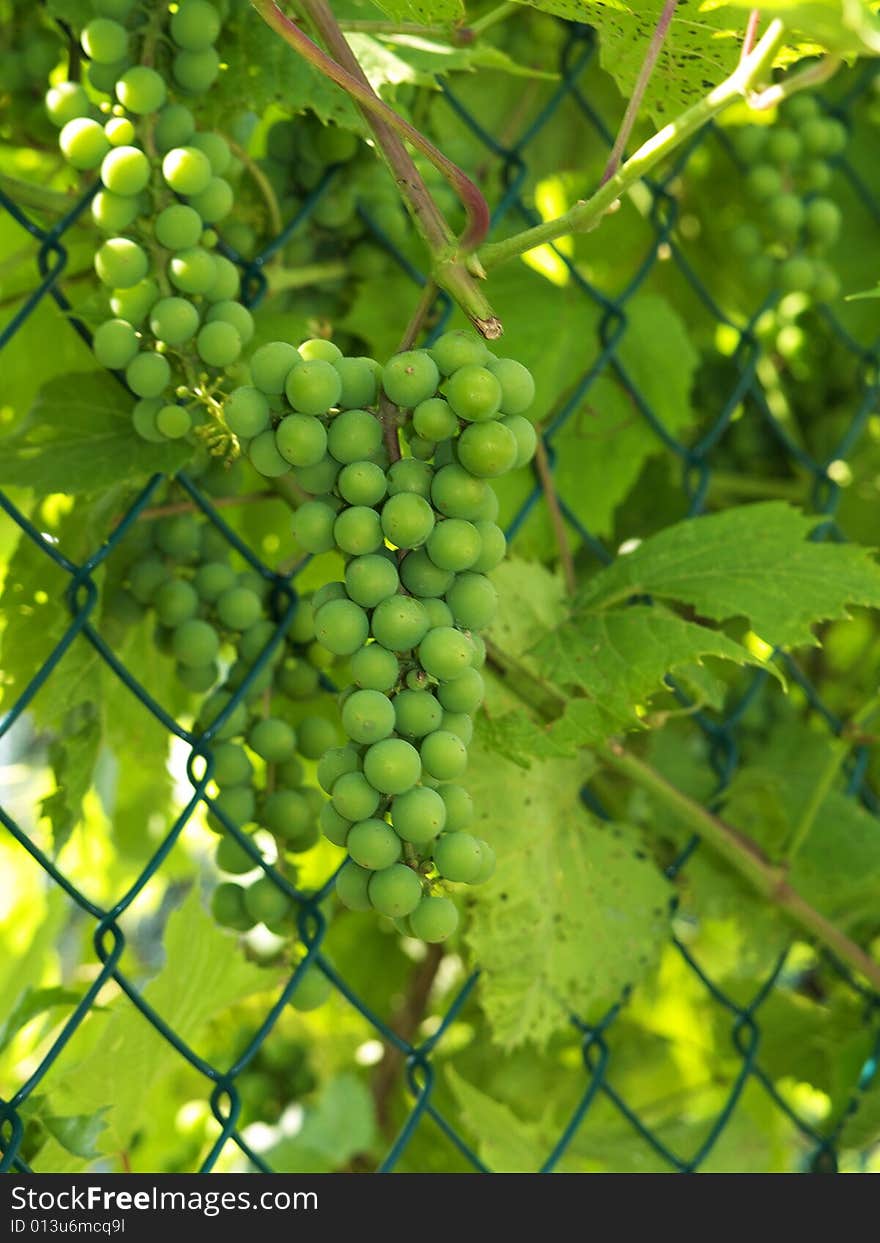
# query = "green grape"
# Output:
<box><xmin>732</xmin><ymin>222</ymin><xmax>761</xmax><ymax>258</ymax></box>
<box><xmin>128</xmin><ymin>556</ymin><xmax>169</xmax><ymax>603</ymax></box>
<box><xmin>217</xmin><ymin>586</ymin><xmax>262</xmax><ymax>631</ymax></box>
<box><xmin>215</xmin><ymin>823</ymin><xmax>258</xmax><ymax>869</ymax></box>
<box><xmin>437</xmin><ymin>667</ymin><xmax>483</xmax><ymax>714</ymax></box>
<box><xmin>765</xmin><ymin>127</ymin><xmax>801</xmax><ymax>165</ymax></box>
<box><xmin>332</xmin><ymin>771</ymin><xmax>380</xmax><ymax>821</ymax></box>
<box><xmin>177</xmin><ymin>659</ymin><xmax>217</xmax><ymax>692</ymax></box>
<box><xmin>334</xmin><ymin>356</ymin><xmax>379</xmax><ymax>408</ymax></box>
<box><xmin>155</xmin><ymin>203</ymin><xmax>203</xmax><ymax>249</ymax></box>
<box><xmin>248</xmin><ymin>718</ymin><xmax>296</xmax><ymax>762</ymax></box>
<box><xmin>198</xmin><ymin>690</ymin><xmax>248</xmax><ymax>740</ymax></box>
<box><xmin>249</xmin><ymin>429</ymin><xmax>289</xmax><ymax>477</ymax></box>
<box><xmin>487</xmin><ymin>357</ymin><xmax>535</xmax><ymax>415</ymax></box>
<box><xmin>333</xmin><ymin>506</ymin><xmax>383</xmax><ymax>556</ymax></box>
<box><xmin>154</xmin><ymin>103</ymin><xmax>196</xmax><ymax>152</ymax></box>
<box><xmin>225</xmin><ymin>386</ymin><xmax>270</xmax><ymax>438</ymax></box>
<box><xmin>382</xmin><ymin>350</ymin><xmax>440</xmax><ymax>408</ymax></box>
<box><xmin>189</xmin><ymin>176</ymin><xmax>234</xmax><ymax>223</ymax></box>
<box><xmin>93</xmin><ymin>318</ymin><xmax>139</xmax><ymax>369</ymax></box>
<box><xmin>162</xmin><ymin>145</ymin><xmax>213</xmax><ymax>195</ymax></box>
<box><xmin>393</xmin><ymin>689</ymin><xmax>442</xmax><ymax>738</ymax></box>
<box><xmin>351</xmin><ymin>643</ymin><xmax>399</xmax><ymax>692</ymax></box>
<box><xmin>446</xmin><ymin>572</ymin><xmax>497</xmax><ymax>630</ymax></box>
<box><xmin>437</xmin><ymin>783</ymin><xmax>473</xmax><ymax>832</ymax></box>
<box><xmin>337</xmin><ymin>460</ymin><xmax>387</xmax><ymax>507</ymax></box>
<box><xmin>171</xmin><ymin>0</ymin><xmax>222</xmax><ymax>50</ymax></box>
<box><xmin>345</xmin><ymin>554</ymin><xmax>399</xmax><ymax>609</ymax></box>
<box><xmin>314</xmin><ymin>597</ymin><xmax>369</xmax><ymax>657</ymax></box>
<box><xmin>299</xmin><ymin>338</ymin><xmax>343</xmax><ymax>363</ymax></box>
<box><xmin>804</xmin><ymin>198</ymin><xmax>841</xmax><ymax>245</ymax></box>
<box><xmin>441</xmin><ymin>711</ymin><xmax>473</xmax><ymax>745</ymax></box>
<box><xmin>445</xmin><ymin>365</ymin><xmax>502</xmax><ymax>422</ymax></box>
<box><xmin>766</xmin><ymin>193</ymin><xmax>804</xmax><ymax>238</ymax></box>
<box><xmin>779</xmin><ymin>255</ymin><xmax>815</xmax><ymax>293</ymax></box>
<box><xmin>368</xmin><ymin>864</ymin><xmax>422</xmax><ymax>918</ymax></box>
<box><xmin>380</xmin><ymin>492</ymin><xmax>434</xmax><ymax>549</ymax></box>
<box><xmin>262</xmin><ymin>789</ymin><xmax>313</xmax><ymax>845</ymax></box>
<box><xmin>399</xmin><ymin>549</ymin><xmax>454</xmax><ymax>599</ymax></box>
<box><xmin>326</xmin><ymin>408</ymin><xmax>382</xmax><ymax>464</ymax></box>
<box><xmin>289</xmin><ymin>965</ymin><xmax>331</xmax><ymax>1012</ymax></box>
<box><xmin>431</xmin><ymin>464</ymin><xmax>489</xmax><ymax>520</ymax></box>
<box><xmin>391</xmin><ymin>785</ymin><xmax>445</xmax><ymax>844</ymax></box>
<box><xmin>346</xmin><ymin>818</ymin><xmax>401</xmax><ymax>869</ymax></box>
<box><xmin>212</xmin><ymin>742</ymin><xmax>254</xmax><ymax>786</ymax></box>
<box><xmin>110</xmin><ymin>278</ymin><xmax>159</xmax><ymax>325</ymax></box>
<box><xmin>413</xmin><ymin>397</ymin><xmax>458</xmax><ymax>441</ymax></box>
<box><xmin>126</xmin><ymin>351</ymin><xmax>171</xmax><ymax>398</ymax></box>
<box><xmin>342</xmin><ymin>689</ymin><xmax>395</xmax><ymax>745</ymax></box>
<box><xmin>92</xmin><ymin>189</ymin><xmax>141</xmax><ymax>232</ymax></box>
<box><xmin>313</xmin><ymin>582</ymin><xmax>347</xmax><ymax>610</ymax></box>
<box><xmin>156</xmin><ymin>404</ymin><xmax>191</xmax><ymax>439</ymax></box>
<box><xmin>294</xmin><ymin>456</ymin><xmax>341</xmax><ymax>494</ymax></box>
<box><xmin>420</xmin><ymin>729</ymin><xmax>467</xmax><ymax>780</ymax></box>
<box><xmin>430</xmin><ymin>329</ymin><xmax>489</xmax><ymax>376</ymax></box>
<box><xmin>811</xmin><ymin>261</ymin><xmax>841</xmax><ymax>302</ymax></box>
<box><xmin>238</xmin><ymin>619</ymin><xmax>279</xmax><ymax>663</ymax></box>
<box><xmin>211</xmin><ymin>881</ymin><xmax>253</xmax><ymax>930</ymax></box>
<box><xmin>205</xmin><ymin>254</ymin><xmax>241</xmax><ymax>301</ymax></box>
<box><xmin>746</xmin><ymin>164</ymin><xmax>783</xmax><ymax>200</ymax></box>
<box><xmin>88</xmin><ymin>59</ymin><xmax>131</xmax><ymax>95</ymax></box>
<box><xmin>317</xmin><ymin>745</ymin><xmax>361</xmax><ymax>794</ymax></box>
<box><xmin>46</xmin><ymin>81</ymin><xmax>91</xmax><ymax>127</ymax></box>
<box><xmin>371</xmin><ymin>595</ymin><xmax>430</xmax><ymax>651</ymax></box>
<box><xmin>190</xmin><ymin>131</ymin><xmax>232</xmax><ymax>175</ymax></box>
<box><xmin>115</xmin><ymin>65</ymin><xmax>166</xmax><ymax>114</ymax></box>
<box><xmin>168</xmin><ymin>247</ymin><xmax>217</xmax><ymax>294</ymax></box>
<box><xmin>731</xmin><ymin>125</ymin><xmax>765</xmax><ymax>162</ymax></box>
<box><xmin>801</xmin><ymin>116</ymin><xmax>846</xmax><ymax>157</ymax></box>
<box><xmin>95</xmin><ymin>237</ymin><xmax>148</xmax><ymax>288</ymax></box>
<box><xmin>154</xmin><ymin>580</ymin><xmax>199</xmax><ymax>627</ymax></box>
<box><xmin>81</xmin><ymin>18</ymin><xmax>129</xmax><ymax>64</ymax></box>
<box><xmin>426</xmin><ymin>518</ymin><xmax>480</xmax><ymax>572</ymax></box>
<box><xmin>321</xmin><ymin>802</ymin><xmax>352</xmax><ymax>847</ymax></box>
<box><xmin>423</xmin><ymin>598</ymin><xmax>453</xmax><ymax>628</ymax></box>
<box><xmin>276</xmin><ymin>658</ymin><xmax>320</xmax><ymax>699</ymax></box>
<box><xmin>470</xmin><ymin>521</ymin><xmax>505</xmax><ymax>573</ymax></box>
<box><xmin>173</xmin><ymin>618</ymin><xmax>220</xmax><ymax>667</ymax></box>
<box><xmin>802</xmin><ymin>160</ymin><xmax>832</xmax><ymax>191</ymax></box>
<box><xmin>457</xmin><ymin>420</ymin><xmax>517</xmax><ymax>478</ymax></box>
<box><xmin>408</xmin><ymin>434</ymin><xmax>435</xmax><ymax>461</ymax></box>
<box><xmin>244</xmin><ymin>876</ymin><xmax>295</xmax><ymax>931</ymax></box>
<box><xmin>150</xmin><ymin>296</ymin><xmax>200</xmax><ymax>346</ymax></box>
<box><xmin>206</xmin><ymin>300</ymin><xmax>254</xmax><ymax>344</ymax></box>
<box><xmin>387</xmin><ymin>458</ymin><xmax>433</xmax><ymax>498</ymax></box>
<box><xmin>418</xmin><ymin>627</ymin><xmax>473</xmax><ymax>681</ymax></box>
<box><xmin>433</xmin><ymin>831</ymin><xmax>483</xmax><ymax>882</ymax></box>
<box><xmin>194</xmin><ymin>562</ymin><xmax>237</xmax><ymax>604</ymax></box>
<box><xmin>275</xmin><ymin>414</ymin><xmax>328</xmax><ymax>468</ymax></box>
<box><xmin>335</xmin><ymin>860</ymin><xmax>373</xmax><ymax>911</ymax></box>
<box><xmin>297</xmin><ymin>715</ymin><xmax>338</xmax><ymax>759</ymax></box>
<box><xmin>363</xmin><ymin>737</ymin><xmax>421</xmax><ymax>795</ymax></box>
<box><xmin>471</xmin><ymin>839</ymin><xmax>496</xmax><ymax>884</ymax></box>
<box><xmin>284</xmin><ymin>358</ymin><xmax>342</xmax><ymax>416</ymax></box>
<box><xmin>499</xmin><ymin>414</ymin><xmax>537</xmax><ymax>469</ymax></box>
<box><xmin>156</xmin><ymin>514</ymin><xmax>202</xmax><ymax>560</ymax></box>
<box><xmin>173</xmin><ymin>47</ymin><xmax>221</xmax><ymax>92</ymax></box>
<box><xmin>409</xmin><ymin>895</ymin><xmax>458</xmax><ymax>942</ymax></box>
<box><xmin>250</xmin><ymin>341</ymin><xmax>300</xmax><ymax>394</ymax></box>
<box><xmin>197</xmin><ymin>321</ymin><xmax>241</xmax><ymax>367</ymax></box>
<box><xmin>105</xmin><ymin>117</ymin><xmax>135</xmax><ymax>146</ymax></box>
<box><xmin>291</xmin><ymin>499</ymin><xmax>336</xmax><ymax>553</ymax></box>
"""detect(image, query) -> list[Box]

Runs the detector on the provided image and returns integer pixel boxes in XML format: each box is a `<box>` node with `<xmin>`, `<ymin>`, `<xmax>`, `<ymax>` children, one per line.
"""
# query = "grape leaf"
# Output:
<box><xmin>368</xmin><ymin>0</ymin><xmax>464</xmax><ymax>25</ymax></box>
<box><xmin>347</xmin><ymin>32</ymin><xmax>557</xmax><ymax>86</ymax></box>
<box><xmin>444</xmin><ymin>1066</ymin><xmax>554</xmax><ymax>1171</ymax></box>
<box><xmin>703</xmin><ymin>0</ymin><xmax>880</xmax><ymax>56</ymax></box>
<box><xmin>40</xmin><ymin>1110</ymin><xmax>109</xmax><ymax>1161</ymax></box>
<box><xmin>260</xmin><ymin>1074</ymin><xmax>378</xmax><ymax>1172</ymax></box>
<box><xmin>579</xmin><ymin>502</ymin><xmax>880</xmax><ymax>648</ymax></box>
<box><xmin>0</xmin><ymin>372</ymin><xmax>190</xmax><ymax>496</ymax></box>
<box><xmin>465</xmin><ymin>746</ymin><xmax>673</xmax><ymax>1046</ymax></box>
<box><xmin>40</xmin><ymin>700</ymin><xmax>103</xmax><ymax>855</ymax></box>
<box><xmin>0</xmin><ymin>987</ymin><xmax>83</xmax><ymax>1057</ymax></box>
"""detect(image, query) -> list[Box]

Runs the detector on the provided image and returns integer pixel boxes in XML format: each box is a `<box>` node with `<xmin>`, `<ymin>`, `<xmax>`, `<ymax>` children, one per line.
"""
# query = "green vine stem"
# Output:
<box><xmin>484</xmin><ymin>637</ymin><xmax>880</xmax><ymax>992</ymax></box>
<box><xmin>249</xmin><ymin>0</ymin><xmax>501</xmax><ymax>336</ymax></box>
<box><xmin>478</xmin><ymin>18</ymin><xmax>789</xmax><ymax>270</ymax></box>
<box><xmin>0</xmin><ymin>173</ymin><xmax>82</xmax><ymax>217</ymax></box>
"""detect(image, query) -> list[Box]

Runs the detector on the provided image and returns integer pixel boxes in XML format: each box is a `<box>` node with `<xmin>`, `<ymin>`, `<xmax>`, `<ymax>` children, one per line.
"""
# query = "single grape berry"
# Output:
<box><xmin>408</xmin><ymin>895</ymin><xmax>459</xmax><ymax>942</ymax></box>
<box><xmin>368</xmin><ymin>864</ymin><xmax>423</xmax><ymax>918</ymax></box>
<box><xmin>346</xmin><ymin>818</ymin><xmax>401</xmax><ymax>870</ymax></box>
<box><xmin>342</xmin><ymin>689</ymin><xmax>396</xmax><ymax>745</ymax></box>
<box><xmin>225</xmin><ymin>387</ymin><xmax>270</xmax><ymax>439</ymax></box>
<box><xmin>382</xmin><ymin>350</ymin><xmax>440</xmax><ymax>408</ymax></box>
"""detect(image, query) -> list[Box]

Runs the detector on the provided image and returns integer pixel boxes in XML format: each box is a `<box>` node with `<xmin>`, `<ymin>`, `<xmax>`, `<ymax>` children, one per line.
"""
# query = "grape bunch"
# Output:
<box><xmin>46</xmin><ymin>0</ymin><xmax>252</xmax><ymax>446</ymax></box>
<box><xmin>730</xmin><ymin>95</ymin><xmax>845</xmax><ymax>299</ymax></box>
<box><xmin>222</xmin><ymin>328</ymin><xmax>537</xmax><ymax>941</ymax></box>
<box><xmin>109</xmin><ymin>503</ymin><xmax>340</xmax><ymax>981</ymax></box>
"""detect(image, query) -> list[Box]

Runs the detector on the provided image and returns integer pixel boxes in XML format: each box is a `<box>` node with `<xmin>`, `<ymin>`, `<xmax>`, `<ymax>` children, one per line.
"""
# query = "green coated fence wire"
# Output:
<box><xmin>2</xmin><ymin>21</ymin><xmax>880</xmax><ymax>1175</ymax></box>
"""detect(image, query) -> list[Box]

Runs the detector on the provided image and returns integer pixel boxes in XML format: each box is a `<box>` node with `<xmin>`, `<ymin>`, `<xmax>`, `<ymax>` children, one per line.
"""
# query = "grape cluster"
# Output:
<box><xmin>236</xmin><ymin>1036</ymin><xmax>317</xmax><ymax>1126</ymax></box>
<box><xmin>110</xmin><ymin>505</ymin><xmax>340</xmax><ymax>975</ymax></box>
<box><xmin>730</xmin><ymin>95</ymin><xmax>845</xmax><ymax>299</ymax></box>
<box><xmin>46</xmin><ymin>0</ymin><xmax>250</xmax><ymax>446</ymax></box>
<box><xmin>224</xmin><ymin>329</ymin><xmax>536</xmax><ymax>941</ymax></box>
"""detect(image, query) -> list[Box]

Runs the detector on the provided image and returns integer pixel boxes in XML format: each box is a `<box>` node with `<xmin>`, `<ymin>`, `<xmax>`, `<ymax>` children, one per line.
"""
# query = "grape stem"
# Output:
<box><xmin>484</xmin><ymin>638</ymin><xmax>880</xmax><ymax>993</ymax></box>
<box><xmin>225</xmin><ymin>136</ymin><xmax>284</xmax><ymax>237</ymax></box>
<box><xmin>478</xmin><ymin>17</ymin><xmax>789</xmax><ymax>270</ymax></box>
<box><xmin>131</xmin><ymin>491</ymin><xmax>277</xmax><ymax>522</ymax></box>
<box><xmin>249</xmin><ymin>0</ymin><xmax>502</xmax><ymax>338</ymax></box>
<box><xmin>533</xmin><ymin>434</ymin><xmax>576</xmax><ymax>595</ymax></box>
<box><xmin>739</xmin><ymin>9</ymin><xmax>761</xmax><ymax>65</ymax></box>
<box><xmin>601</xmin><ymin>0</ymin><xmax>679</xmax><ymax>186</ymax></box>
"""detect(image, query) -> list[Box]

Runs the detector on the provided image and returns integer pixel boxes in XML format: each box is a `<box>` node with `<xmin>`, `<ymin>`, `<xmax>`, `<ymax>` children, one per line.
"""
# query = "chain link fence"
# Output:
<box><xmin>1</xmin><ymin>21</ymin><xmax>880</xmax><ymax>1174</ymax></box>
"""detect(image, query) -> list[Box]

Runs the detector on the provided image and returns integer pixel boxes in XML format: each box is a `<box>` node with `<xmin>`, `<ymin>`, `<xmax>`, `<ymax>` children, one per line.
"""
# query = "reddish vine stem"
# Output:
<box><xmin>372</xmin><ymin>943</ymin><xmax>444</xmax><ymax>1137</ymax></box>
<box><xmin>601</xmin><ymin>0</ymin><xmax>679</xmax><ymax>185</ymax></box>
<box><xmin>739</xmin><ymin>9</ymin><xmax>761</xmax><ymax>65</ymax></box>
<box><xmin>123</xmin><ymin>490</ymin><xmax>275</xmax><ymax>524</ymax></box>
<box><xmin>533</xmin><ymin>433</ymin><xmax>576</xmax><ymax>595</ymax></box>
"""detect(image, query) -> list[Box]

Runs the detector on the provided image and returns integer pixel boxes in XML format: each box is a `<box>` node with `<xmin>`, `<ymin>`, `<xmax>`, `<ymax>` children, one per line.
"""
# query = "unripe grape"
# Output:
<box><xmin>211</xmin><ymin>881</ymin><xmax>252</xmax><ymax>930</ymax></box>
<box><xmin>426</xmin><ymin>518</ymin><xmax>481</xmax><ymax>572</ymax></box>
<box><xmin>368</xmin><ymin>863</ymin><xmax>422</xmax><ymax>917</ymax></box>
<box><xmin>250</xmin><ymin>341</ymin><xmax>301</xmax><ymax>395</ymax></box>
<box><xmin>335</xmin><ymin>860</ymin><xmax>373</xmax><ymax>910</ymax></box>
<box><xmin>115</xmin><ymin>65</ymin><xmax>167</xmax><ymax>114</ymax></box>
<box><xmin>499</xmin><ymin>414</ymin><xmax>537</xmax><ymax>469</ymax></box>
<box><xmin>92</xmin><ymin>189</ymin><xmax>141</xmax><ymax>232</ymax></box>
<box><xmin>291</xmin><ymin>500</ymin><xmax>337</xmax><ymax>553</ymax></box>
<box><xmin>46</xmin><ymin>81</ymin><xmax>91</xmax><ymax>127</ymax></box>
<box><xmin>155</xmin><ymin>404</ymin><xmax>192</xmax><ymax>439</ymax></box>
<box><xmin>433</xmin><ymin>832</ymin><xmax>484</xmax><ymax>883</ymax></box>
<box><xmin>345</xmin><ymin>554</ymin><xmax>399</xmax><ymax>609</ymax></box>
<box><xmin>95</xmin><ymin>237</ymin><xmax>148</xmax><ymax>288</ymax></box>
<box><xmin>437</xmin><ymin>783</ymin><xmax>473</xmax><ymax>832</ymax></box>
<box><xmin>327</xmin><ymin>408</ymin><xmax>382</xmax><ymax>464</ymax></box>
<box><xmin>150</xmin><ymin>296</ymin><xmax>200</xmax><ymax>346</ymax></box>
<box><xmin>104</xmin><ymin>117</ymin><xmax>135</xmax><ymax>146</ymax></box>
<box><xmin>60</xmin><ymin>119</ymin><xmax>112</xmax><ymax>173</ymax></box>
<box><xmin>420</xmin><ymin>729</ymin><xmax>467</xmax><ymax>780</ymax></box>
<box><xmin>387</xmin><ymin>458</ymin><xmax>433</xmax><ymax>498</ymax></box>
<box><xmin>297</xmin><ymin>715</ymin><xmax>339</xmax><ymax>760</ymax></box>
<box><xmin>225</xmin><ymin>386</ymin><xmax>269</xmax><ymax>438</ymax></box>
<box><xmin>382</xmin><ymin>350</ymin><xmax>440</xmax><ymax>407</ymax></box>
<box><xmin>409</xmin><ymin>895</ymin><xmax>459</xmax><ymax>942</ymax></box>
<box><xmin>276</xmin><ymin>414</ymin><xmax>328</xmax><ymax>467</ymax></box>
<box><xmin>332</xmin><ymin>771</ymin><xmax>380</xmax><ymax>821</ymax></box>
<box><xmin>350</xmin><ymin>643</ymin><xmax>399</xmax><ymax>692</ymax></box>
<box><xmin>391</xmin><ymin>785</ymin><xmax>445</xmax><ymax>843</ymax></box>
<box><xmin>346</xmin><ymin>818</ymin><xmax>401</xmax><ymax>869</ymax></box>
<box><xmin>216</xmin><ymin>586</ymin><xmax>262</xmax><ymax>631</ymax></box>
<box><xmin>189</xmin><ymin>176</ymin><xmax>234</xmax><ymax>223</ymax></box>
<box><xmin>154</xmin><ymin>103</ymin><xmax>196</xmax><ymax>152</ymax></box>
<box><xmin>190</xmin><ymin>131</ymin><xmax>233</xmax><ymax>175</ymax></box>
<box><xmin>317</xmin><ymin>745</ymin><xmax>361</xmax><ymax>794</ymax></box>
<box><xmin>446</xmin><ymin>572</ymin><xmax>497</xmax><ymax>630</ymax></box>
<box><xmin>211</xmin><ymin>742</ymin><xmax>254</xmax><ymax>787</ymax></box>
<box><xmin>81</xmin><ymin>18</ymin><xmax>129</xmax><ymax>64</ymax></box>
<box><xmin>333</xmin><ymin>506</ymin><xmax>383</xmax><ymax>556</ymax></box>
<box><xmin>126</xmin><ymin>351</ymin><xmax>171</xmax><ymax>398</ymax></box>
<box><xmin>315</xmin><ymin>598</ymin><xmax>370</xmax><ymax>656</ymax></box>
<box><xmin>342</xmin><ymin>689</ymin><xmax>396</xmax><ymax>744</ymax></box>
<box><xmin>381</xmin><ymin>492</ymin><xmax>434</xmax><ymax>548</ymax></box>
<box><xmin>418</xmin><ymin>627</ymin><xmax>473</xmax><ymax>681</ymax></box>
<box><xmin>430</xmin><ymin>329</ymin><xmax>490</xmax><ymax>376</ymax></box>
<box><xmin>285</xmin><ymin>358</ymin><xmax>342</xmax><ymax>416</ymax></box>
<box><xmin>155</xmin><ymin>203</ymin><xmax>203</xmax><ymax>250</ymax></box>
<box><xmin>168</xmin><ymin>247</ymin><xmax>217</xmax><ymax>294</ymax></box>
<box><xmin>371</xmin><ymin>595</ymin><xmax>430</xmax><ymax>651</ymax></box>
<box><xmin>457</xmin><ymin>420</ymin><xmax>518</xmax><ymax>478</ymax></box>
<box><xmin>206</xmin><ymin>300</ymin><xmax>254</xmax><ymax>344</ymax></box>
<box><xmin>171</xmin><ymin>0</ymin><xmax>222</xmax><ymax>51</ymax></box>
<box><xmin>197</xmin><ymin>321</ymin><xmax>242</xmax><ymax>367</ymax></box>
<box><xmin>321</xmin><ymin>802</ymin><xmax>352</xmax><ymax>847</ymax></box>
<box><xmin>173</xmin><ymin>618</ymin><xmax>220</xmax><ymax>667</ymax></box>
<box><xmin>400</xmin><ymin>549</ymin><xmax>454</xmax><ymax>598</ymax></box>
<box><xmin>93</xmin><ymin>318</ymin><xmax>139</xmax><ymax>369</ymax></box>
<box><xmin>487</xmin><ymin>357</ymin><xmax>535</xmax><ymax>415</ymax></box>
<box><xmin>338</xmin><ymin>460</ymin><xmax>387</xmax><ymax>507</ymax></box>
<box><xmin>363</xmin><ymin>737</ymin><xmax>421</xmax><ymax>795</ymax></box>
<box><xmin>110</xmin><ymin>278</ymin><xmax>159</xmax><ymax>326</ymax></box>
<box><xmin>173</xmin><ymin>47</ymin><xmax>221</xmax><ymax>92</ymax></box>
<box><xmin>413</xmin><ymin>397</ymin><xmax>458</xmax><ymax>441</ymax></box>
<box><xmin>289</xmin><ymin>965</ymin><xmax>331</xmax><ymax>1011</ymax></box>
<box><xmin>393</xmin><ymin>689</ymin><xmax>442</xmax><ymax>738</ymax></box>
<box><xmin>249</xmin><ymin>430</ymin><xmax>289</xmax><ymax>478</ymax></box>
<box><xmin>249</xmin><ymin>717</ymin><xmax>296</xmax><ymax>762</ymax></box>
<box><xmin>431</xmin><ymin>464</ymin><xmax>489</xmax><ymax>520</ymax></box>
<box><xmin>334</xmin><ymin>356</ymin><xmax>379</xmax><ymax>409</ymax></box>
<box><xmin>163</xmin><ymin>145</ymin><xmax>213</xmax><ymax>195</ymax></box>
<box><xmin>445</xmin><ymin>365</ymin><xmax>502</xmax><ymax>421</ymax></box>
